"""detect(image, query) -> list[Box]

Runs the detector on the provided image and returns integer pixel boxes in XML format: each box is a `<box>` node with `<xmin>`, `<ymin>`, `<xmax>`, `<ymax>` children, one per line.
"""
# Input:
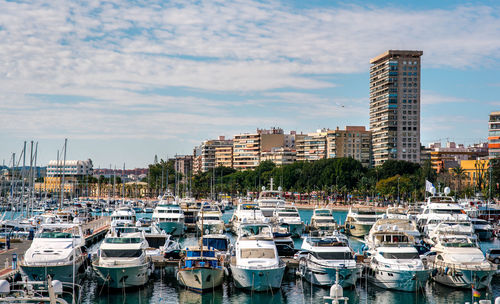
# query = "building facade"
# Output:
<box><xmin>427</xmin><ymin>142</ymin><xmax>488</xmax><ymax>172</ymax></box>
<box><xmin>326</xmin><ymin>126</ymin><xmax>372</xmax><ymax>167</ymax></box>
<box><xmin>370</xmin><ymin>50</ymin><xmax>423</xmax><ymax>166</ymax></box>
<box><xmin>260</xmin><ymin>147</ymin><xmax>296</xmax><ymax>166</ymax></box>
<box><xmin>215</xmin><ymin>146</ymin><xmax>233</xmax><ymax>168</ymax></box>
<box><xmin>175</xmin><ymin>155</ymin><xmax>193</xmax><ymax>178</ymax></box>
<box><xmin>233</xmin><ymin>128</ymin><xmax>285</xmax><ymax>170</ymax></box>
<box><xmin>194</xmin><ymin>136</ymin><xmax>233</xmax><ymax>173</ymax></box>
<box><xmin>489</xmin><ymin>111</ymin><xmax>500</xmax><ymax>159</ymax></box>
<box><xmin>296</xmin><ymin>130</ymin><xmax>328</xmax><ymax>162</ymax></box>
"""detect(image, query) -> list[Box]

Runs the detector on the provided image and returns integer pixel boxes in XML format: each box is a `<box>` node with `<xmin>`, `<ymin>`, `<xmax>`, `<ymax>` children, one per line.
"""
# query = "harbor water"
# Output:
<box><xmin>57</xmin><ymin>210</ymin><xmax>500</xmax><ymax>303</ymax></box>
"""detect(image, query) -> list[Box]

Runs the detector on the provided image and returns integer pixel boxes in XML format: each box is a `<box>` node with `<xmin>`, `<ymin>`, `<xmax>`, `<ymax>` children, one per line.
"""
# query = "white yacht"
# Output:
<box><xmin>384</xmin><ymin>206</ymin><xmax>409</xmax><ymax>220</ymax></box>
<box><xmin>345</xmin><ymin>208</ymin><xmax>383</xmax><ymax>237</ymax></box>
<box><xmin>272</xmin><ymin>205</ymin><xmax>304</xmax><ymax>238</ymax></box>
<box><xmin>310</xmin><ymin>208</ymin><xmax>337</xmax><ymax>231</ymax></box>
<box><xmin>257</xmin><ymin>186</ymin><xmax>286</xmax><ymax>218</ymax></box>
<box><xmin>152</xmin><ymin>201</ymin><xmax>185</xmax><ymax>237</ymax></box>
<box><xmin>364</xmin><ymin>221</ymin><xmax>430</xmax><ymax>291</ymax></box>
<box><xmin>425</xmin><ymin>220</ymin><xmax>475</xmax><ymax>246</ymax></box>
<box><xmin>470</xmin><ymin>218</ymin><xmax>494</xmax><ymax>241</ymax></box>
<box><xmin>20</xmin><ymin>224</ymin><xmax>87</xmax><ymax>283</ymax></box>
<box><xmin>197</xmin><ymin>203</ymin><xmax>225</xmax><ymax>234</ymax></box>
<box><xmin>110</xmin><ymin>206</ymin><xmax>136</xmax><ymax>228</ymax></box>
<box><xmin>93</xmin><ymin>230</ymin><xmax>153</xmax><ymax>288</ymax></box>
<box><xmin>299</xmin><ymin>232</ymin><xmax>359</xmax><ymax>287</ymax></box>
<box><xmin>417</xmin><ymin>197</ymin><xmax>469</xmax><ymax>236</ymax></box>
<box><xmin>230</xmin><ymin>202</ymin><xmax>268</xmax><ymax>234</ymax></box>
<box><xmin>427</xmin><ymin>234</ymin><xmax>496</xmax><ymax>289</ymax></box>
<box><xmin>230</xmin><ymin>223</ymin><xmax>285</xmax><ymax>291</ymax></box>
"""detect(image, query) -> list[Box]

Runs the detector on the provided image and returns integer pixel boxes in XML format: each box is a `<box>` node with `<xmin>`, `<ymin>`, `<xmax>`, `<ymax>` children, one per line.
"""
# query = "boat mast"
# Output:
<box><xmin>59</xmin><ymin>138</ymin><xmax>67</xmax><ymax>210</ymax></box>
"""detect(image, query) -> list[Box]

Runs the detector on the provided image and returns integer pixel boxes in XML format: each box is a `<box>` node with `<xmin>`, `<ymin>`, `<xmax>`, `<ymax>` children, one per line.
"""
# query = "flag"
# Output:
<box><xmin>425</xmin><ymin>180</ymin><xmax>434</xmax><ymax>193</ymax></box>
<box><xmin>472</xmin><ymin>288</ymin><xmax>480</xmax><ymax>298</ymax></box>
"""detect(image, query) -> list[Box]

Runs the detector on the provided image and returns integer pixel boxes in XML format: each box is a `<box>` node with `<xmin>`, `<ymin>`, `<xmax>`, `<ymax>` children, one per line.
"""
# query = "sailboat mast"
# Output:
<box><xmin>59</xmin><ymin>138</ymin><xmax>67</xmax><ymax>210</ymax></box>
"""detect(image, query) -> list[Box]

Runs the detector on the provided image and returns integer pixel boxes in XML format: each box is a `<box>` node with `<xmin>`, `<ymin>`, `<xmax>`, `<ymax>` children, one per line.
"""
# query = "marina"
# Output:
<box><xmin>0</xmin><ymin>197</ymin><xmax>499</xmax><ymax>303</ymax></box>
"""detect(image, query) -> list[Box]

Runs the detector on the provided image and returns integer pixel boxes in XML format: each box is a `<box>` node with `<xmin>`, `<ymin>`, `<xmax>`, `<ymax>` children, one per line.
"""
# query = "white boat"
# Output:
<box><xmin>110</xmin><ymin>206</ymin><xmax>136</xmax><ymax>228</ymax></box>
<box><xmin>426</xmin><ymin>220</ymin><xmax>475</xmax><ymax>246</ymax></box>
<box><xmin>427</xmin><ymin>234</ymin><xmax>496</xmax><ymax>289</ymax></box>
<box><xmin>384</xmin><ymin>206</ymin><xmax>409</xmax><ymax>220</ymax></box>
<box><xmin>272</xmin><ymin>205</ymin><xmax>304</xmax><ymax>238</ymax></box>
<box><xmin>310</xmin><ymin>208</ymin><xmax>337</xmax><ymax>231</ymax></box>
<box><xmin>470</xmin><ymin>218</ymin><xmax>494</xmax><ymax>240</ymax></box>
<box><xmin>364</xmin><ymin>220</ymin><xmax>430</xmax><ymax>291</ymax></box>
<box><xmin>257</xmin><ymin>188</ymin><xmax>286</xmax><ymax>218</ymax></box>
<box><xmin>230</xmin><ymin>223</ymin><xmax>285</xmax><ymax>291</ymax></box>
<box><xmin>345</xmin><ymin>208</ymin><xmax>383</xmax><ymax>237</ymax></box>
<box><xmin>298</xmin><ymin>232</ymin><xmax>359</xmax><ymax>288</ymax></box>
<box><xmin>92</xmin><ymin>230</ymin><xmax>153</xmax><ymax>288</ymax></box>
<box><xmin>176</xmin><ymin>246</ymin><xmax>224</xmax><ymax>293</ymax></box>
<box><xmin>230</xmin><ymin>202</ymin><xmax>268</xmax><ymax>234</ymax></box>
<box><xmin>20</xmin><ymin>224</ymin><xmax>87</xmax><ymax>283</ymax></box>
<box><xmin>416</xmin><ymin>197</ymin><xmax>469</xmax><ymax>236</ymax></box>
<box><xmin>152</xmin><ymin>202</ymin><xmax>185</xmax><ymax>237</ymax></box>
<box><xmin>197</xmin><ymin>203</ymin><xmax>225</xmax><ymax>234</ymax></box>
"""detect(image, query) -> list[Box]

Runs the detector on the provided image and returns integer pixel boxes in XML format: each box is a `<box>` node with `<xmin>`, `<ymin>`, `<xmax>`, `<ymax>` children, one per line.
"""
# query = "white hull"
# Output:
<box><xmin>367</xmin><ymin>267</ymin><xmax>429</xmax><ymax>291</ymax></box>
<box><xmin>432</xmin><ymin>267</ymin><xmax>494</xmax><ymax>289</ymax></box>
<box><xmin>231</xmin><ymin>264</ymin><xmax>285</xmax><ymax>291</ymax></box>
<box><xmin>93</xmin><ymin>261</ymin><xmax>151</xmax><ymax>288</ymax></box>
<box><xmin>177</xmin><ymin>267</ymin><xmax>224</xmax><ymax>292</ymax></box>
<box><xmin>299</xmin><ymin>262</ymin><xmax>358</xmax><ymax>288</ymax></box>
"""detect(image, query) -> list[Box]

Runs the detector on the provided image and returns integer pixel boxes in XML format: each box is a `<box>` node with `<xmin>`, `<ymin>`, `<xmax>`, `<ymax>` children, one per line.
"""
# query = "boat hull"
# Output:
<box><xmin>299</xmin><ymin>262</ymin><xmax>358</xmax><ymax>288</ymax></box>
<box><xmin>231</xmin><ymin>264</ymin><xmax>285</xmax><ymax>291</ymax></box>
<box><xmin>368</xmin><ymin>267</ymin><xmax>429</xmax><ymax>292</ymax></box>
<box><xmin>93</xmin><ymin>262</ymin><xmax>151</xmax><ymax>289</ymax></box>
<box><xmin>432</xmin><ymin>267</ymin><xmax>495</xmax><ymax>289</ymax></box>
<box><xmin>156</xmin><ymin>221</ymin><xmax>185</xmax><ymax>237</ymax></box>
<box><xmin>20</xmin><ymin>259</ymin><xmax>86</xmax><ymax>283</ymax></box>
<box><xmin>346</xmin><ymin>222</ymin><xmax>373</xmax><ymax>237</ymax></box>
<box><xmin>177</xmin><ymin>267</ymin><xmax>224</xmax><ymax>292</ymax></box>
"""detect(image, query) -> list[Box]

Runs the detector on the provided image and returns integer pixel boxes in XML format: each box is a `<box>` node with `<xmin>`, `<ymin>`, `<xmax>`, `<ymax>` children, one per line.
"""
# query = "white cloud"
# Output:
<box><xmin>0</xmin><ymin>0</ymin><xmax>499</xmax><ymax>162</ymax></box>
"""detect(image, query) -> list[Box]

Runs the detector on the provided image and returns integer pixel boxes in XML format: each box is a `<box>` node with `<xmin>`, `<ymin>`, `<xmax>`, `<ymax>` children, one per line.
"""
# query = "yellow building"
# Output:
<box><xmin>459</xmin><ymin>159</ymin><xmax>489</xmax><ymax>187</ymax></box>
<box><xmin>34</xmin><ymin>176</ymin><xmax>76</xmax><ymax>193</ymax></box>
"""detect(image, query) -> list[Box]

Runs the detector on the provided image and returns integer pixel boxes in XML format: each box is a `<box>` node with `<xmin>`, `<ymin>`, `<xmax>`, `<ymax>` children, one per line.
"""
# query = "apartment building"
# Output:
<box><xmin>326</xmin><ymin>126</ymin><xmax>372</xmax><ymax>167</ymax></box>
<box><xmin>370</xmin><ymin>50</ymin><xmax>423</xmax><ymax>166</ymax></box>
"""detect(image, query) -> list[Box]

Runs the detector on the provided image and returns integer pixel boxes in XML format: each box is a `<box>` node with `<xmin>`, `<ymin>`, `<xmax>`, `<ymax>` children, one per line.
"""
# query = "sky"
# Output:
<box><xmin>1</xmin><ymin>0</ymin><xmax>500</xmax><ymax>168</ymax></box>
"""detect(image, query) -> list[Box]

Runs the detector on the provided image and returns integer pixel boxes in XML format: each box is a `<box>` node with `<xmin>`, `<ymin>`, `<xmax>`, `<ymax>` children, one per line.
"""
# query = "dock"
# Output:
<box><xmin>82</xmin><ymin>216</ymin><xmax>110</xmax><ymax>246</ymax></box>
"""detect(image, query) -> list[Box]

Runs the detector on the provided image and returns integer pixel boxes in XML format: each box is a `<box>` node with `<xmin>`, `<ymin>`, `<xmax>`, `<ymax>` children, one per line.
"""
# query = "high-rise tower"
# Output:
<box><xmin>369</xmin><ymin>50</ymin><xmax>423</xmax><ymax>166</ymax></box>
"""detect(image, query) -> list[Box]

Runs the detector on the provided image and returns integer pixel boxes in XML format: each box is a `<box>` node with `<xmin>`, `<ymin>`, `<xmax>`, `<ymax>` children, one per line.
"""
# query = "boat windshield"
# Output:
<box><xmin>380</xmin><ymin>252</ymin><xmax>419</xmax><ymax>259</ymax></box>
<box><xmin>431</xmin><ymin>209</ymin><xmax>463</xmax><ymax>215</ymax></box>
<box><xmin>312</xmin><ymin>251</ymin><xmax>353</xmax><ymax>260</ymax></box>
<box><xmin>101</xmin><ymin>249</ymin><xmax>142</xmax><ymax>258</ymax></box>
<box><xmin>315</xmin><ymin>210</ymin><xmax>332</xmax><ymax>216</ymax></box>
<box><xmin>240</xmin><ymin>225</ymin><xmax>272</xmax><ymax>238</ymax></box>
<box><xmin>105</xmin><ymin>237</ymin><xmax>142</xmax><ymax>244</ymax></box>
<box><xmin>315</xmin><ymin>219</ymin><xmax>335</xmax><ymax>223</ymax></box>
<box><xmin>201</xmin><ymin>217</ymin><xmax>221</xmax><ymax>221</ymax></box>
<box><xmin>443</xmin><ymin>242</ymin><xmax>477</xmax><ymax>248</ymax></box>
<box><xmin>278</xmin><ymin>212</ymin><xmax>299</xmax><ymax>217</ymax></box>
<box><xmin>241</xmin><ymin>248</ymin><xmax>275</xmax><ymax>259</ymax></box>
<box><xmin>203</xmin><ymin>238</ymin><xmax>228</xmax><ymax>251</ymax></box>
<box><xmin>38</xmin><ymin>231</ymin><xmax>73</xmax><ymax>238</ymax></box>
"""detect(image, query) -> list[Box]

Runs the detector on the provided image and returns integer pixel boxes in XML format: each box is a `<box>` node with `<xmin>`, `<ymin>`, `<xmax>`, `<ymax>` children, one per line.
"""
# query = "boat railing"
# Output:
<box><xmin>431</xmin><ymin>259</ymin><xmax>497</xmax><ymax>271</ymax></box>
<box><xmin>82</xmin><ymin>216</ymin><xmax>110</xmax><ymax>236</ymax></box>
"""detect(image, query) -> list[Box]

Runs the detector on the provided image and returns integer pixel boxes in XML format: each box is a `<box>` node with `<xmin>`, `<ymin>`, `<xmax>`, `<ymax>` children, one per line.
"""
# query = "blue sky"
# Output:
<box><xmin>1</xmin><ymin>0</ymin><xmax>499</xmax><ymax>168</ymax></box>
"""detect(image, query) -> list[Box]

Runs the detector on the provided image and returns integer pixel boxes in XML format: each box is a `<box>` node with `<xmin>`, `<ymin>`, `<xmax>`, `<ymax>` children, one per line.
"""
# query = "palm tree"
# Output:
<box><xmin>451</xmin><ymin>166</ymin><xmax>466</xmax><ymax>197</ymax></box>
